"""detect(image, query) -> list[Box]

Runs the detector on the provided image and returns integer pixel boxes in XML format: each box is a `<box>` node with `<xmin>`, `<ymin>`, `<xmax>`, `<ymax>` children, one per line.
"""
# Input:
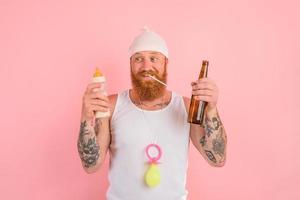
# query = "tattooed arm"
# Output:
<box><xmin>184</xmin><ymin>98</ymin><xmax>227</xmax><ymax>167</ymax></box>
<box><xmin>77</xmin><ymin>83</ymin><xmax>117</xmax><ymax>173</ymax></box>
<box><xmin>192</xmin><ymin>107</ymin><xmax>227</xmax><ymax>167</ymax></box>
<box><xmin>77</xmin><ymin>117</ymin><xmax>110</xmax><ymax>173</ymax></box>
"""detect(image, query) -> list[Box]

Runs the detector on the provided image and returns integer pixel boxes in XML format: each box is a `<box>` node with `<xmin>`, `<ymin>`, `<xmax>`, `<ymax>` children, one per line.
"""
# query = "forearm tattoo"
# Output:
<box><xmin>205</xmin><ymin>150</ymin><xmax>217</xmax><ymax>163</ymax></box>
<box><xmin>201</xmin><ymin>111</ymin><xmax>226</xmax><ymax>163</ymax></box>
<box><xmin>77</xmin><ymin>120</ymin><xmax>100</xmax><ymax>168</ymax></box>
<box><xmin>212</xmin><ymin>127</ymin><xmax>225</xmax><ymax>157</ymax></box>
<box><xmin>204</xmin><ymin>114</ymin><xmax>222</xmax><ymax>137</ymax></box>
<box><xmin>200</xmin><ymin>136</ymin><xmax>206</xmax><ymax>147</ymax></box>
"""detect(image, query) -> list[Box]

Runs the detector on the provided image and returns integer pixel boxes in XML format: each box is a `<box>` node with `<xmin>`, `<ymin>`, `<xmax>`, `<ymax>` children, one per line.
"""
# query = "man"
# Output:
<box><xmin>77</xmin><ymin>27</ymin><xmax>227</xmax><ymax>200</ymax></box>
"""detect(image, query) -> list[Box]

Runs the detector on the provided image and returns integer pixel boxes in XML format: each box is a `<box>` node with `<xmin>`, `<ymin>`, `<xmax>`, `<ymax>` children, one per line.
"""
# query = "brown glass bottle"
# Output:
<box><xmin>188</xmin><ymin>60</ymin><xmax>209</xmax><ymax>126</ymax></box>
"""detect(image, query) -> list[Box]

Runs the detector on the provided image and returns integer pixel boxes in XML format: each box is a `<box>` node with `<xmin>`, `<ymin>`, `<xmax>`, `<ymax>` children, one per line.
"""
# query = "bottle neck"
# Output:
<box><xmin>198</xmin><ymin>62</ymin><xmax>208</xmax><ymax>79</ymax></box>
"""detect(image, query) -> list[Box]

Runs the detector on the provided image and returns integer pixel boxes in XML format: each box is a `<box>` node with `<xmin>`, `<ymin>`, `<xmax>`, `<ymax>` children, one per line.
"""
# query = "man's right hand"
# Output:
<box><xmin>81</xmin><ymin>82</ymin><xmax>110</xmax><ymax>121</ymax></box>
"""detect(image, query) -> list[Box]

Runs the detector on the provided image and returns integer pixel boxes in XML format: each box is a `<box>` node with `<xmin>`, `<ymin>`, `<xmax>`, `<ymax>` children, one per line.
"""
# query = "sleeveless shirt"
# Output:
<box><xmin>107</xmin><ymin>90</ymin><xmax>190</xmax><ymax>200</ymax></box>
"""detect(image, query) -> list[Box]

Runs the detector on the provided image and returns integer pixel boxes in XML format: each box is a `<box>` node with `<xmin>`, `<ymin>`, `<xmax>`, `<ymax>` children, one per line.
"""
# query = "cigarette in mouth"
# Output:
<box><xmin>147</xmin><ymin>75</ymin><xmax>167</xmax><ymax>87</ymax></box>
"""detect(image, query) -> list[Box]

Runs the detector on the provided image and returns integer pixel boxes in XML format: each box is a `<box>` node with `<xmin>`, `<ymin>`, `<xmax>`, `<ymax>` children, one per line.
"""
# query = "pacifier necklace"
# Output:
<box><xmin>138</xmin><ymin>93</ymin><xmax>166</xmax><ymax>188</ymax></box>
<box><xmin>144</xmin><ymin>143</ymin><xmax>162</xmax><ymax>187</ymax></box>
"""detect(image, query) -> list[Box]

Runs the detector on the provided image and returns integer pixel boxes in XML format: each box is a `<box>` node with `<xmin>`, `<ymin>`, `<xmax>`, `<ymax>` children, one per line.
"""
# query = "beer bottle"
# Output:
<box><xmin>188</xmin><ymin>60</ymin><xmax>209</xmax><ymax>126</ymax></box>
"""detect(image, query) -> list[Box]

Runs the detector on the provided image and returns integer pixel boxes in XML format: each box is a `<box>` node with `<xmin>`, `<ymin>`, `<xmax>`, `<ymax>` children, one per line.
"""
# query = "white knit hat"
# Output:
<box><xmin>129</xmin><ymin>26</ymin><xmax>169</xmax><ymax>58</ymax></box>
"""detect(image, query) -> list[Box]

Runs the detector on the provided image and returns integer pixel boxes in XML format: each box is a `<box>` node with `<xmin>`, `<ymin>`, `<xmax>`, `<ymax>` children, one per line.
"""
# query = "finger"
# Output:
<box><xmin>191</xmin><ymin>81</ymin><xmax>197</xmax><ymax>86</ymax></box>
<box><xmin>192</xmin><ymin>82</ymin><xmax>216</xmax><ymax>91</ymax></box>
<box><xmin>191</xmin><ymin>77</ymin><xmax>213</xmax><ymax>84</ymax></box>
<box><xmin>198</xmin><ymin>77</ymin><xmax>212</xmax><ymax>82</ymax></box>
<box><xmin>194</xmin><ymin>78</ymin><xmax>217</xmax><ymax>87</ymax></box>
<box><xmin>90</xmin><ymin>99</ymin><xmax>109</xmax><ymax>108</ymax></box>
<box><xmin>192</xmin><ymin>89</ymin><xmax>214</xmax><ymax>96</ymax></box>
<box><xmin>199</xmin><ymin>79</ymin><xmax>218</xmax><ymax>91</ymax></box>
<box><xmin>85</xmin><ymin>83</ymin><xmax>102</xmax><ymax>93</ymax></box>
<box><xmin>89</xmin><ymin>92</ymin><xmax>109</xmax><ymax>102</ymax></box>
<box><xmin>194</xmin><ymin>95</ymin><xmax>213</xmax><ymax>102</ymax></box>
<box><xmin>91</xmin><ymin>105</ymin><xmax>110</xmax><ymax>112</ymax></box>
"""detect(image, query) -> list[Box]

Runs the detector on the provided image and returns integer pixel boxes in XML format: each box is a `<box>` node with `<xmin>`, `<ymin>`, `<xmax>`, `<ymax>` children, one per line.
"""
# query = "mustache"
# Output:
<box><xmin>138</xmin><ymin>70</ymin><xmax>158</xmax><ymax>77</ymax></box>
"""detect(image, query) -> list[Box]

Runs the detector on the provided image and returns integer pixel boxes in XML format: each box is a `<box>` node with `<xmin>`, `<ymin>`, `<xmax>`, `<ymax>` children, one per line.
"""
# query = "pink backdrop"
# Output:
<box><xmin>1</xmin><ymin>0</ymin><xmax>299</xmax><ymax>199</ymax></box>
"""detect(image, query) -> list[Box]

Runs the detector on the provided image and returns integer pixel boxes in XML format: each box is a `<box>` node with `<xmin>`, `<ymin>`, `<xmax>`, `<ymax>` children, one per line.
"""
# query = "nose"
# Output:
<box><xmin>141</xmin><ymin>59</ymin><xmax>153</xmax><ymax>71</ymax></box>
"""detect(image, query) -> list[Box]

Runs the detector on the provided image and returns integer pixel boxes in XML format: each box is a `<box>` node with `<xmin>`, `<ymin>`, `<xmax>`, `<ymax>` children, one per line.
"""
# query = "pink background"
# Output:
<box><xmin>1</xmin><ymin>0</ymin><xmax>299</xmax><ymax>199</ymax></box>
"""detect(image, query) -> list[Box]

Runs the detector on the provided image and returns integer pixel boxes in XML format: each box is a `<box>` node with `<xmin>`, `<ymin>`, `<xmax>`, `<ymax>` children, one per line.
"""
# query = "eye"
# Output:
<box><xmin>150</xmin><ymin>56</ymin><xmax>159</xmax><ymax>62</ymax></box>
<box><xmin>134</xmin><ymin>57</ymin><xmax>143</xmax><ymax>63</ymax></box>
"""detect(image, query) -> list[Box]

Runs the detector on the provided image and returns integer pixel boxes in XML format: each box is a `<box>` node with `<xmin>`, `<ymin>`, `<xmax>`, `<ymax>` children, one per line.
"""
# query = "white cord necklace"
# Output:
<box><xmin>138</xmin><ymin>94</ymin><xmax>165</xmax><ymax>144</ymax></box>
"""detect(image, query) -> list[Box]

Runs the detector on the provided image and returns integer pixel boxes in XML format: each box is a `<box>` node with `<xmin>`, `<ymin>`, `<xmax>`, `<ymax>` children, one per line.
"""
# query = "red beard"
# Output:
<box><xmin>130</xmin><ymin>67</ymin><xmax>167</xmax><ymax>101</ymax></box>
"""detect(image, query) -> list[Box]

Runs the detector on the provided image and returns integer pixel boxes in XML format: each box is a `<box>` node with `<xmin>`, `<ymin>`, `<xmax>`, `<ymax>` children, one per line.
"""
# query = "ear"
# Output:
<box><xmin>130</xmin><ymin>57</ymin><xmax>134</xmax><ymax>70</ymax></box>
<box><xmin>165</xmin><ymin>57</ymin><xmax>169</xmax><ymax>66</ymax></box>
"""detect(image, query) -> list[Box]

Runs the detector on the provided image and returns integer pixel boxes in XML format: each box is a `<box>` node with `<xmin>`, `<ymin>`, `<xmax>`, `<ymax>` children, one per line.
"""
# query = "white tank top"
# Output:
<box><xmin>107</xmin><ymin>90</ymin><xmax>190</xmax><ymax>200</ymax></box>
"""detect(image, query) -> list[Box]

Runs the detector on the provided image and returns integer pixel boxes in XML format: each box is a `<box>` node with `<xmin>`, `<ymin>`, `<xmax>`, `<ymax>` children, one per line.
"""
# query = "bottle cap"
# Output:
<box><xmin>93</xmin><ymin>68</ymin><xmax>103</xmax><ymax>77</ymax></box>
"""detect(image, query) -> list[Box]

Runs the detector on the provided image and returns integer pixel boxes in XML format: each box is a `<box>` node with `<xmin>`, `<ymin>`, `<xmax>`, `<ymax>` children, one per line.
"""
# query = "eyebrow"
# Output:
<box><xmin>149</xmin><ymin>52</ymin><xmax>162</xmax><ymax>55</ymax></box>
<box><xmin>134</xmin><ymin>52</ymin><xmax>162</xmax><ymax>56</ymax></box>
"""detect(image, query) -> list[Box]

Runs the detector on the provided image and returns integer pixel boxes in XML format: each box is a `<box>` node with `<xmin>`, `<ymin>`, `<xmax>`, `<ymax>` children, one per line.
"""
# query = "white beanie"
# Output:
<box><xmin>129</xmin><ymin>26</ymin><xmax>169</xmax><ymax>58</ymax></box>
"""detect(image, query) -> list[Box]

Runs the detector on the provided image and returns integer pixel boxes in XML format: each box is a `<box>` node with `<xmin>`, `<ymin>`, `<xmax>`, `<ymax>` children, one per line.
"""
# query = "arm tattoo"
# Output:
<box><xmin>205</xmin><ymin>150</ymin><xmax>217</xmax><ymax>163</ymax></box>
<box><xmin>200</xmin><ymin>136</ymin><xmax>206</xmax><ymax>147</ymax></box>
<box><xmin>201</xmin><ymin>110</ymin><xmax>227</xmax><ymax>164</ymax></box>
<box><xmin>212</xmin><ymin>127</ymin><xmax>225</xmax><ymax>157</ymax></box>
<box><xmin>204</xmin><ymin>113</ymin><xmax>222</xmax><ymax>137</ymax></box>
<box><xmin>77</xmin><ymin>120</ymin><xmax>100</xmax><ymax>168</ymax></box>
<box><xmin>204</xmin><ymin>117</ymin><xmax>214</xmax><ymax>137</ymax></box>
<box><xmin>212</xmin><ymin>117</ymin><xmax>221</xmax><ymax>130</ymax></box>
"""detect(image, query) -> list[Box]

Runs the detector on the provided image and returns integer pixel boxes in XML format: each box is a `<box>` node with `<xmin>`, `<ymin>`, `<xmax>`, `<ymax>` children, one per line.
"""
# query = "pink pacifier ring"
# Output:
<box><xmin>146</xmin><ymin>144</ymin><xmax>162</xmax><ymax>164</ymax></box>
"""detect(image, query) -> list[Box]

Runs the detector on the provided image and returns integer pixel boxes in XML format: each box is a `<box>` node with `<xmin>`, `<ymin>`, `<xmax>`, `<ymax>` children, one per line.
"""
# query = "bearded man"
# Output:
<box><xmin>77</xmin><ymin>27</ymin><xmax>227</xmax><ymax>200</ymax></box>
